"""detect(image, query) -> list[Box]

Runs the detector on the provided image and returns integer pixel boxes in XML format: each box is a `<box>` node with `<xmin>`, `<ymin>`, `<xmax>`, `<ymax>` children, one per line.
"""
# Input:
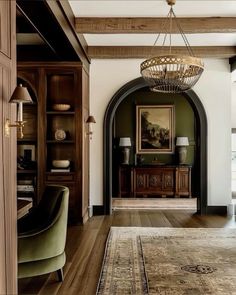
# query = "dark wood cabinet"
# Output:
<box><xmin>175</xmin><ymin>166</ymin><xmax>192</xmax><ymax>197</ymax></box>
<box><xmin>119</xmin><ymin>165</ymin><xmax>191</xmax><ymax>198</ymax></box>
<box><xmin>118</xmin><ymin>166</ymin><xmax>133</xmax><ymax>197</ymax></box>
<box><xmin>17</xmin><ymin>62</ymin><xmax>90</xmax><ymax>224</ymax></box>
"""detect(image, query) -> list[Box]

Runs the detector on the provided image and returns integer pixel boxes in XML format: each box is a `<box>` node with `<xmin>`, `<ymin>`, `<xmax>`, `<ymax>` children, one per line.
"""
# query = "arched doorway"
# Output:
<box><xmin>103</xmin><ymin>77</ymin><xmax>207</xmax><ymax>214</ymax></box>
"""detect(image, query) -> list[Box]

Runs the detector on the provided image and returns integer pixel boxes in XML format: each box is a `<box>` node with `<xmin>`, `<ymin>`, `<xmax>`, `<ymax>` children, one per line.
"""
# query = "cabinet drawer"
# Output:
<box><xmin>46</xmin><ymin>174</ymin><xmax>74</xmax><ymax>181</ymax></box>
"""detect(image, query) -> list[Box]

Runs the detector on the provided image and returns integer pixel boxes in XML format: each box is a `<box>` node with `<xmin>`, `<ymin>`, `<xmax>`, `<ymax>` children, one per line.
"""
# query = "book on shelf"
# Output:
<box><xmin>17</xmin><ymin>185</ymin><xmax>34</xmax><ymax>192</ymax></box>
<box><xmin>17</xmin><ymin>196</ymin><xmax>33</xmax><ymax>202</ymax></box>
<box><xmin>18</xmin><ymin>179</ymin><xmax>33</xmax><ymax>185</ymax></box>
<box><xmin>50</xmin><ymin>168</ymin><xmax>71</xmax><ymax>172</ymax></box>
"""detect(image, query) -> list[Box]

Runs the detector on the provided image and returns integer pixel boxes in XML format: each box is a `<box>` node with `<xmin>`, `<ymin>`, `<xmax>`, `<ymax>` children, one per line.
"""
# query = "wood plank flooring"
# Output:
<box><xmin>18</xmin><ymin>210</ymin><xmax>236</xmax><ymax>295</ymax></box>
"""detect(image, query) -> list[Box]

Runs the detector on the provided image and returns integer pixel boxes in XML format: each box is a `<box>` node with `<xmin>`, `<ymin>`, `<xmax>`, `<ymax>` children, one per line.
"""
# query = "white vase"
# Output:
<box><xmin>178</xmin><ymin>146</ymin><xmax>187</xmax><ymax>164</ymax></box>
<box><xmin>122</xmin><ymin>147</ymin><xmax>130</xmax><ymax>165</ymax></box>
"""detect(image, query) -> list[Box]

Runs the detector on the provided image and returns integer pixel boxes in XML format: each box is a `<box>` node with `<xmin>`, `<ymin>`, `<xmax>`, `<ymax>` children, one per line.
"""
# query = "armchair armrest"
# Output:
<box><xmin>18</xmin><ymin>194</ymin><xmax>68</xmax><ymax>264</ymax></box>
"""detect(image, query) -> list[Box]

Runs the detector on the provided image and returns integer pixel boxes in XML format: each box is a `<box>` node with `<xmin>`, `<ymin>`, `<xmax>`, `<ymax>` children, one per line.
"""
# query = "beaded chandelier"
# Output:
<box><xmin>140</xmin><ymin>0</ymin><xmax>204</xmax><ymax>93</ymax></box>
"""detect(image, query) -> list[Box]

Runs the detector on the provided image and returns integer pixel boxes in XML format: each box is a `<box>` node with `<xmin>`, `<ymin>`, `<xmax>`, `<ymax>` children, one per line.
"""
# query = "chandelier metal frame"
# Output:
<box><xmin>140</xmin><ymin>0</ymin><xmax>204</xmax><ymax>93</ymax></box>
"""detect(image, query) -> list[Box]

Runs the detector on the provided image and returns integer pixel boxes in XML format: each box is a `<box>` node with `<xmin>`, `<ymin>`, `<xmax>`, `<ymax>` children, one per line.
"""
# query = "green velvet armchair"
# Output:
<box><xmin>18</xmin><ymin>185</ymin><xmax>69</xmax><ymax>281</ymax></box>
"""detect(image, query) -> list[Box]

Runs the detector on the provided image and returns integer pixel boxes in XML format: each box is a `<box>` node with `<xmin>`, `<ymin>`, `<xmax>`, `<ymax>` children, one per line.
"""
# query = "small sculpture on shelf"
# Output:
<box><xmin>17</xmin><ymin>156</ymin><xmax>37</xmax><ymax>170</ymax></box>
<box><xmin>54</xmin><ymin>129</ymin><xmax>66</xmax><ymax>141</ymax></box>
<box><xmin>136</xmin><ymin>154</ymin><xmax>145</xmax><ymax>166</ymax></box>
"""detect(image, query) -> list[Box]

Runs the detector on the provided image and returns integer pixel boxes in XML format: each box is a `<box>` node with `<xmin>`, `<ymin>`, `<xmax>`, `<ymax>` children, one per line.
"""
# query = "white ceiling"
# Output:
<box><xmin>69</xmin><ymin>0</ymin><xmax>236</xmax><ymax>48</ymax></box>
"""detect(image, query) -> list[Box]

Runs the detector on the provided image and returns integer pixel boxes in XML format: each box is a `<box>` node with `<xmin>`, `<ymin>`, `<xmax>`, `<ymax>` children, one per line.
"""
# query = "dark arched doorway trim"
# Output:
<box><xmin>103</xmin><ymin>77</ymin><xmax>207</xmax><ymax>215</ymax></box>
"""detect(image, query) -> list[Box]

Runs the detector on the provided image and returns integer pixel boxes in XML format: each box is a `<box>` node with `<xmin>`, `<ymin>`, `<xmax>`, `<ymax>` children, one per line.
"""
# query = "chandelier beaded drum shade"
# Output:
<box><xmin>140</xmin><ymin>0</ymin><xmax>204</xmax><ymax>93</ymax></box>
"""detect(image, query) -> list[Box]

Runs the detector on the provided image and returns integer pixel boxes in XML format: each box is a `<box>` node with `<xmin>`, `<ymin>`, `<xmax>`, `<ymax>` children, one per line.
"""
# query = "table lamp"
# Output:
<box><xmin>119</xmin><ymin>137</ymin><xmax>131</xmax><ymax>164</ymax></box>
<box><xmin>176</xmin><ymin>137</ymin><xmax>189</xmax><ymax>164</ymax></box>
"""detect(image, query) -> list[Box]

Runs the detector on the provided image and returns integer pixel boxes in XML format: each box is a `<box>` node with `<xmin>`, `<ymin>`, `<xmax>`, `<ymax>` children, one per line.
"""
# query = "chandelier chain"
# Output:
<box><xmin>169</xmin><ymin>7</ymin><xmax>173</xmax><ymax>54</ymax></box>
<box><xmin>171</xmin><ymin>9</ymin><xmax>195</xmax><ymax>56</ymax></box>
<box><xmin>149</xmin><ymin>11</ymin><xmax>170</xmax><ymax>58</ymax></box>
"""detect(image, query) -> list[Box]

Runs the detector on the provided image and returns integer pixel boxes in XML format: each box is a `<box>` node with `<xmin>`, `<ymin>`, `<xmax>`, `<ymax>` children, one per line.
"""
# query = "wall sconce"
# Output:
<box><xmin>86</xmin><ymin>115</ymin><xmax>96</xmax><ymax>139</ymax></box>
<box><xmin>5</xmin><ymin>84</ymin><xmax>33</xmax><ymax>139</ymax></box>
<box><xmin>176</xmin><ymin>137</ymin><xmax>189</xmax><ymax>164</ymax></box>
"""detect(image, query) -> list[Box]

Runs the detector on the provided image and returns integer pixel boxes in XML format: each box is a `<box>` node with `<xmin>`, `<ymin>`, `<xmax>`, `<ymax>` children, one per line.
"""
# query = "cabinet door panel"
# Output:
<box><xmin>0</xmin><ymin>1</ymin><xmax>10</xmax><ymax>57</ymax></box>
<box><xmin>135</xmin><ymin>172</ymin><xmax>147</xmax><ymax>191</ymax></box>
<box><xmin>178</xmin><ymin>169</ymin><xmax>191</xmax><ymax>194</ymax></box>
<box><xmin>162</xmin><ymin>170</ymin><xmax>174</xmax><ymax>191</ymax></box>
<box><xmin>147</xmin><ymin>172</ymin><xmax>162</xmax><ymax>191</ymax></box>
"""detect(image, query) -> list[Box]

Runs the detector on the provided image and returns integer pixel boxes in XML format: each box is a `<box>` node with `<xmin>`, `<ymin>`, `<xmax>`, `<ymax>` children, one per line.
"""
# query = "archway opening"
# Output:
<box><xmin>104</xmin><ymin>77</ymin><xmax>207</xmax><ymax>215</ymax></box>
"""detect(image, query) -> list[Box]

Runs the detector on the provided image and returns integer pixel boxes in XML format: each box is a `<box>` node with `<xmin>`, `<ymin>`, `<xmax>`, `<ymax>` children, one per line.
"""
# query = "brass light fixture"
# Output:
<box><xmin>140</xmin><ymin>0</ymin><xmax>204</xmax><ymax>93</ymax></box>
<box><xmin>5</xmin><ymin>84</ymin><xmax>33</xmax><ymax>138</ymax></box>
<box><xmin>86</xmin><ymin>115</ymin><xmax>96</xmax><ymax>139</ymax></box>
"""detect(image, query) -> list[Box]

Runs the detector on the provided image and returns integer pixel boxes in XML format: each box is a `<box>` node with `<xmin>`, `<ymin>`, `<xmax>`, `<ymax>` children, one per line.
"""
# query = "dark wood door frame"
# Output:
<box><xmin>103</xmin><ymin>77</ymin><xmax>207</xmax><ymax>214</ymax></box>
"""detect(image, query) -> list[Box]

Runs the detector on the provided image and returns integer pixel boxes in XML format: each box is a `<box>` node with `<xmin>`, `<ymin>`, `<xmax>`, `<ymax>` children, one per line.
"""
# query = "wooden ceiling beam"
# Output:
<box><xmin>75</xmin><ymin>17</ymin><xmax>236</xmax><ymax>34</ymax></box>
<box><xmin>88</xmin><ymin>46</ymin><xmax>236</xmax><ymax>59</ymax></box>
<box><xmin>46</xmin><ymin>0</ymin><xmax>90</xmax><ymax>68</ymax></box>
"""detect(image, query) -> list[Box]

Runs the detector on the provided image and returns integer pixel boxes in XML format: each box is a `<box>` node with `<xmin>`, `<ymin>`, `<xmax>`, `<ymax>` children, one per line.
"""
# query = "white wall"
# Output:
<box><xmin>231</xmin><ymin>74</ymin><xmax>236</xmax><ymax>128</ymax></box>
<box><xmin>90</xmin><ymin>59</ymin><xmax>231</xmax><ymax>207</ymax></box>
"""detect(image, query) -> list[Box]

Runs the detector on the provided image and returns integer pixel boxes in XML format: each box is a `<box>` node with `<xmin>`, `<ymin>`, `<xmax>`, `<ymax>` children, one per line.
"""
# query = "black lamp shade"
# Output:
<box><xmin>86</xmin><ymin>116</ymin><xmax>96</xmax><ymax>123</ymax></box>
<box><xmin>9</xmin><ymin>84</ymin><xmax>33</xmax><ymax>103</ymax></box>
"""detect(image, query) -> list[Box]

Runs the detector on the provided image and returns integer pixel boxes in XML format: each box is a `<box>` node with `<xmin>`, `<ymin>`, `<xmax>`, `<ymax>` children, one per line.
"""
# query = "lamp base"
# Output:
<box><xmin>122</xmin><ymin>147</ymin><xmax>130</xmax><ymax>165</ymax></box>
<box><xmin>178</xmin><ymin>146</ymin><xmax>187</xmax><ymax>164</ymax></box>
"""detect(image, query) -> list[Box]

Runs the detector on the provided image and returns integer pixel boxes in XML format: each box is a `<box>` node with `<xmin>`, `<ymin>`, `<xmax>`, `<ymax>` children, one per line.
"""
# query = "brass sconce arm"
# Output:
<box><xmin>5</xmin><ymin>119</ymin><xmax>27</xmax><ymax>139</ymax></box>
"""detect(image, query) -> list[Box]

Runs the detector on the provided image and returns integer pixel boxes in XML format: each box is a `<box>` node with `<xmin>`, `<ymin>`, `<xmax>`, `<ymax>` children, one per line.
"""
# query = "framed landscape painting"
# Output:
<box><xmin>136</xmin><ymin>105</ymin><xmax>175</xmax><ymax>154</ymax></box>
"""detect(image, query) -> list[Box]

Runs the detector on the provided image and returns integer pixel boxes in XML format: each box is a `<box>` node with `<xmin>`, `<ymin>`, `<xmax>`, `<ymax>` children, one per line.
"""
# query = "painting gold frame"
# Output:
<box><xmin>136</xmin><ymin>105</ymin><xmax>175</xmax><ymax>154</ymax></box>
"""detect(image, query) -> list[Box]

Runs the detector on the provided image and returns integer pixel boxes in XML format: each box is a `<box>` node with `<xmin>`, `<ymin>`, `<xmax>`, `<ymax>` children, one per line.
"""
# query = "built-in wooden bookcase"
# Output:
<box><xmin>17</xmin><ymin>62</ymin><xmax>90</xmax><ymax>224</ymax></box>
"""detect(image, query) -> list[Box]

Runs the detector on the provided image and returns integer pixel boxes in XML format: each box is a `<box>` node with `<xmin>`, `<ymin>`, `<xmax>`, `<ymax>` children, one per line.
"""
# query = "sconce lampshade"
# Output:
<box><xmin>9</xmin><ymin>84</ymin><xmax>33</xmax><ymax>103</ymax></box>
<box><xmin>176</xmin><ymin>137</ymin><xmax>189</xmax><ymax>146</ymax></box>
<box><xmin>119</xmin><ymin>137</ymin><xmax>131</xmax><ymax>147</ymax></box>
<box><xmin>86</xmin><ymin>115</ymin><xmax>96</xmax><ymax>123</ymax></box>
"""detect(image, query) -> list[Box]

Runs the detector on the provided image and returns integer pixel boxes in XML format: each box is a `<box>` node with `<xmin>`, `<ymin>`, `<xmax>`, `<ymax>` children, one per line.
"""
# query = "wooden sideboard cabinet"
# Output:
<box><xmin>119</xmin><ymin>165</ymin><xmax>191</xmax><ymax>198</ymax></box>
<box><xmin>118</xmin><ymin>166</ymin><xmax>133</xmax><ymax>197</ymax></box>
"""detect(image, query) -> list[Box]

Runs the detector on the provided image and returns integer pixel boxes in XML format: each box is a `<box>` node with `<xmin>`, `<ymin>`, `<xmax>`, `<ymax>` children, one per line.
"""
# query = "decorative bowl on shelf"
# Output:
<box><xmin>52</xmin><ymin>160</ymin><xmax>70</xmax><ymax>168</ymax></box>
<box><xmin>51</xmin><ymin>104</ymin><xmax>71</xmax><ymax>111</ymax></box>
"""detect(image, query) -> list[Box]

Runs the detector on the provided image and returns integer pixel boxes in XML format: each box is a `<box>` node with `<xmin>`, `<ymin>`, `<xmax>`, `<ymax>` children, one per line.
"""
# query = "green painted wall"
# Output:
<box><xmin>114</xmin><ymin>87</ymin><xmax>195</xmax><ymax>165</ymax></box>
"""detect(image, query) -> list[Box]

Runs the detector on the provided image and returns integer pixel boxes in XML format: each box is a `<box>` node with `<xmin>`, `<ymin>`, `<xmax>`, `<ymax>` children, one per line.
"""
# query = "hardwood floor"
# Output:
<box><xmin>18</xmin><ymin>210</ymin><xmax>236</xmax><ymax>295</ymax></box>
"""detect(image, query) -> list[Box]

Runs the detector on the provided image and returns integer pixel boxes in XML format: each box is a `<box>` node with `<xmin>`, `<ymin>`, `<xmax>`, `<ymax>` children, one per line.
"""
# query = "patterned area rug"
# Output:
<box><xmin>96</xmin><ymin>227</ymin><xmax>236</xmax><ymax>295</ymax></box>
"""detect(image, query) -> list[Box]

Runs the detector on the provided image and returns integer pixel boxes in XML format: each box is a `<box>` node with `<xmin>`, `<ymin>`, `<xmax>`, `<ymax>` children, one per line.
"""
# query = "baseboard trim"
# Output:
<box><xmin>206</xmin><ymin>206</ymin><xmax>227</xmax><ymax>215</ymax></box>
<box><xmin>93</xmin><ymin>205</ymin><xmax>104</xmax><ymax>216</ymax></box>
